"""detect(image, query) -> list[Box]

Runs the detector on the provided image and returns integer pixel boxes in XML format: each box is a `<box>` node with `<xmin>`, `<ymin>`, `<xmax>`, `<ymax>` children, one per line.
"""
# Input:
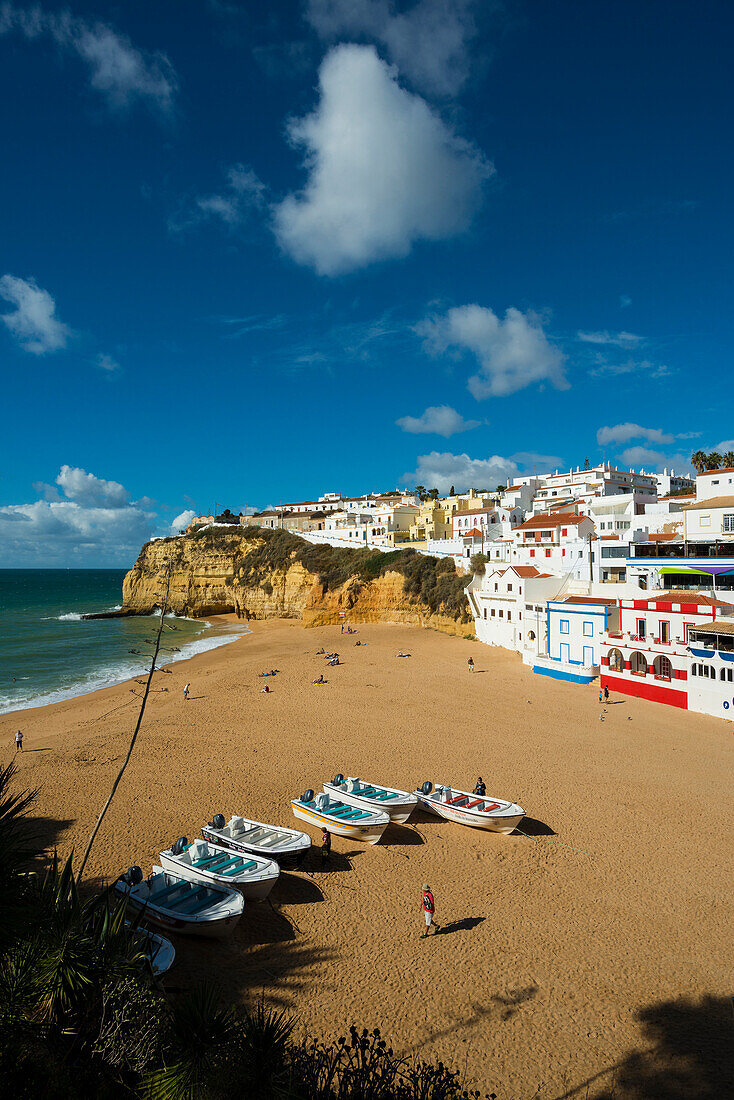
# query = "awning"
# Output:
<box><xmin>658</xmin><ymin>566</ymin><xmax>713</xmax><ymax>576</ymax></box>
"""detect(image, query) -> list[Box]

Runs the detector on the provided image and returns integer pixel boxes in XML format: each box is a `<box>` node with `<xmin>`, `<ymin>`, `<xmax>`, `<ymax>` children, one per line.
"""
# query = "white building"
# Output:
<box><xmin>683</xmin><ymin>467</ymin><xmax>734</xmax><ymax>544</ymax></box>
<box><xmin>534</xmin><ymin>596</ymin><xmax>619</xmax><ymax>684</ymax></box>
<box><xmin>531</xmin><ymin>463</ymin><xmax>657</xmax><ymax>513</ymax></box>
<box><xmin>654</xmin><ymin>469</ymin><xmax>695</xmax><ymax>498</ymax></box>
<box><xmin>467</xmin><ymin>565</ymin><xmax>561</xmax><ymax>664</ymax></box>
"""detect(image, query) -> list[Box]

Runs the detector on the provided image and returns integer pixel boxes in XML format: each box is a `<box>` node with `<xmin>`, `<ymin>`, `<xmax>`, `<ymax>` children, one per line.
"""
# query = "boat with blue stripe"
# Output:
<box><xmin>159</xmin><ymin>836</ymin><xmax>280</xmax><ymax>900</ymax></box>
<box><xmin>323</xmin><ymin>775</ymin><xmax>417</xmax><ymax>823</ymax></box>
<box><xmin>114</xmin><ymin>864</ymin><xmax>244</xmax><ymax>938</ymax></box>
<box><xmin>292</xmin><ymin>788</ymin><xmax>390</xmax><ymax>844</ymax></box>
<box><xmin>202</xmin><ymin>814</ymin><xmax>311</xmax><ymax>867</ymax></box>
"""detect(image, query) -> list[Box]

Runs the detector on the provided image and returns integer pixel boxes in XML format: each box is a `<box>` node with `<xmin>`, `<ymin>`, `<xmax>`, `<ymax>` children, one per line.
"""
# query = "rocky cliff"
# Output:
<box><xmin>122</xmin><ymin>527</ymin><xmax>473</xmax><ymax>637</ymax></box>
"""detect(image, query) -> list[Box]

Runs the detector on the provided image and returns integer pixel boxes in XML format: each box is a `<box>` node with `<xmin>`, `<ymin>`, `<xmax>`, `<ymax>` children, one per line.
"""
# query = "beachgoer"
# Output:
<box><xmin>604</xmin><ymin>685</ymin><xmax>610</xmax><ymax>702</ymax></box>
<box><xmin>262</xmin><ymin>684</ymin><xmax>270</xmax><ymax>693</ymax></box>
<box><xmin>474</xmin><ymin>777</ymin><xmax>486</xmax><ymax>796</ymax></box>
<box><xmin>421</xmin><ymin>884</ymin><xmax>437</xmax><ymax>937</ymax></box>
<box><xmin>468</xmin><ymin>657</ymin><xmax>475</xmax><ymax>673</ymax></box>
<box><xmin>313</xmin><ymin>674</ymin><xmax>325</xmax><ymax>684</ymax></box>
<box><xmin>321</xmin><ymin>827</ymin><xmax>331</xmax><ymax>866</ymax></box>
<box><xmin>341</xmin><ymin>623</ymin><xmax>344</xmax><ymax>634</ymax></box>
<box><xmin>15</xmin><ymin>730</ymin><xmax>23</xmax><ymax>753</ymax></box>
<box><xmin>183</xmin><ymin>682</ymin><xmax>190</xmax><ymax>700</ymax></box>
<box><xmin>598</xmin><ymin>689</ymin><xmax>603</xmax><ymax>704</ymax></box>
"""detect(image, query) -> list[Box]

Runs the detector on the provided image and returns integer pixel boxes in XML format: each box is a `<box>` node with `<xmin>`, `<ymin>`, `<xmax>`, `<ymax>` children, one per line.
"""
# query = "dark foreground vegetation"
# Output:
<box><xmin>188</xmin><ymin>526</ymin><xmax>472</xmax><ymax>622</ymax></box>
<box><xmin>0</xmin><ymin>762</ymin><xmax>493</xmax><ymax>1099</ymax></box>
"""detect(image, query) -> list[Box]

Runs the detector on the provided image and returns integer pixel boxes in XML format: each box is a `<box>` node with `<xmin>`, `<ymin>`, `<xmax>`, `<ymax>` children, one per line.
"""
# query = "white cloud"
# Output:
<box><xmin>305</xmin><ymin>0</ymin><xmax>479</xmax><ymax>97</ymax></box>
<box><xmin>0</xmin><ymin>466</ymin><xmax>156</xmax><ymax>567</ymax></box>
<box><xmin>172</xmin><ymin>164</ymin><xmax>267</xmax><ymax>233</ymax></box>
<box><xmin>395</xmin><ymin>405</ymin><xmax>480</xmax><ymax>437</ymax></box>
<box><xmin>56</xmin><ymin>465</ymin><xmax>130</xmax><ymax>508</ymax></box>
<box><xmin>0</xmin><ymin>5</ymin><xmax>177</xmax><ymax>113</ymax></box>
<box><xmin>401</xmin><ymin>450</ymin><xmax>519</xmax><ymax>493</ymax></box>
<box><xmin>619</xmin><ymin>446</ymin><xmax>666</xmax><ymax>468</ymax></box>
<box><xmin>597</xmin><ymin>423</ymin><xmax>674</xmax><ymax>447</ymax></box>
<box><xmin>716</xmin><ymin>439</ymin><xmax>734</xmax><ymax>453</ymax></box>
<box><xmin>272</xmin><ymin>44</ymin><xmax>492</xmax><ymax>276</ymax></box>
<box><xmin>171</xmin><ymin>509</ymin><xmax>197</xmax><ymax>533</ymax></box>
<box><xmin>620</xmin><ymin>294</ymin><xmax>632</xmax><ymax>308</ymax></box>
<box><xmin>589</xmin><ymin>357</ymin><xmax>670</xmax><ymax>379</ymax></box>
<box><xmin>96</xmin><ymin>352</ymin><xmax>120</xmax><ymax>372</ymax></box>
<box><xmin>0</xmin><ymin>274</ymin><xmax>71</xmax><ymax>354</ymax></box>
<box><xmin>417</xmin><ymin>304</ymin><xmax>568</xmax><ymax>398</ymax></box>
<box><xmin>577</xmin><ymin>330</ymin><xmax>643</xmax><ymax>348</ymax></box>
<box><xmin>510</xmin><ymin>451</ymin><xmax>564</xmax><ymax>471</ymax></box>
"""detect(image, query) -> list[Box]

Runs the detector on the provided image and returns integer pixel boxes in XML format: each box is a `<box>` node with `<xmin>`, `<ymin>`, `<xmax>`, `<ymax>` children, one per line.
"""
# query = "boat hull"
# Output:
<box><xmin>159</xmin><ymin>849</ymin><xmax>279</xmax><ymax>900</ymax></box>
<box><xmin>201</xmin><ymin>823</ymin><xmax>311</xmax><ymax>868</ymax></box>
<box><xmin>323</xmin><ymin>782</ymin><xmax>417</xmax><ymax>823</ymax></box>
<box><xmin>291</xmin><ymin>801</ymin><xmax>389</xmax><ymax>844</ymax></box>
<box><xmin>416</xmin><ymin>792</ymin><xmax>524</xmax><ymax>835</ymax></box>
<box><xmin>114</xmin><ymin>868</ymin><xmax>244</xmax><ymax>939</ymax></box>
<box><xmin>116</xmin><ymin>890</ymin><xmax>242</xmax><ymax>938</ymax></box>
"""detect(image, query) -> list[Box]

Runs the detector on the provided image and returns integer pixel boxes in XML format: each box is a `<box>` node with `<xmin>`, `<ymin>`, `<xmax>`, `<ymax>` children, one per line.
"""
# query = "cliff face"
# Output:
<box><xmin>122</xmin><ymin>530</ymin><xmax>473</xmax><ymax>638</ymax></box>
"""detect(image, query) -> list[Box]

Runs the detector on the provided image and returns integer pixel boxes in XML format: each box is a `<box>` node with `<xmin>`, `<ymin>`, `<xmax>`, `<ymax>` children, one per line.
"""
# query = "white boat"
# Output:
<box><xmin>127</xmin><ymin>924</ymin><xmax>176</xmax><ymax>976</ymax></box>
<box><xmin>114</xmin><ymin>865</ymin><xmax>244</xmax><ymax>938</ymax></box>
<box><xmin>414</xmin><ymin>782</ymin><xmax>524</xmax><ymax>835</ymax></box>
<box><xmin>323</xmin><ymin>775</ymin><xmax>417</xmax><ymax>823</ymax></box>
<box><xmin>291</xmin><ymin>789</ymin><xmax>390</xmax><ymax>844</ymax></box>
<box><xmin>202</xmin><ymin>814</ymin><xmax>311</xmax><ymax>867</ymax></box>
<box><xmin>159</xmin><ymin>836</ymin><xmax>279</xmax><ymax>900</ymax></box>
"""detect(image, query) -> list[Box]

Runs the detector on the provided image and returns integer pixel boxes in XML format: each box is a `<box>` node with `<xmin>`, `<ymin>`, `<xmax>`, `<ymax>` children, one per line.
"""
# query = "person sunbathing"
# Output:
<box><xmin>396</xmin><ymin>651</ymin><xmax>411</xmax><ymax>658</ymax></box>
<box><xmin>313</xmin><ymin>674</ymin><xmax>326</xmax><ymax>684</ymax></box>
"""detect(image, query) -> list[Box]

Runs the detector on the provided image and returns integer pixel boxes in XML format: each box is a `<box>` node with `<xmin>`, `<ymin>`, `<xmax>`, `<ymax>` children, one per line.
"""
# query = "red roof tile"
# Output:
<box><xmin>516</xmin><ymin>512</ymin><xmax>589</xmax><ymax>531</ymax></box>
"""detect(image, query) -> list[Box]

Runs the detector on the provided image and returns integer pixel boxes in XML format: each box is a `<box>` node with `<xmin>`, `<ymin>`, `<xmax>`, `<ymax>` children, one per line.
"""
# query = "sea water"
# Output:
<box><xmin>0</xmin><ymin>570</ymin><xmax>249</xmax><ymax>715</ymax></box>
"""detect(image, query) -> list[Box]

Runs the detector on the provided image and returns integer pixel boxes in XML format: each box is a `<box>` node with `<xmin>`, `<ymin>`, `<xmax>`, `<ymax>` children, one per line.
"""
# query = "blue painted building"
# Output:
<box><xmin>533</xmin><ymin>596</ymin><xmax>619</xmax><ymax>684</ymax></box>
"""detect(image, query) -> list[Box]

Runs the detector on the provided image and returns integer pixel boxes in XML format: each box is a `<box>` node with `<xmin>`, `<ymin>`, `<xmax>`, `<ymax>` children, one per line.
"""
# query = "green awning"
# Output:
<box><xmin>658</xmin><ymin>566</ymin><xmax>713</xmax><ymax>575</ymax></box>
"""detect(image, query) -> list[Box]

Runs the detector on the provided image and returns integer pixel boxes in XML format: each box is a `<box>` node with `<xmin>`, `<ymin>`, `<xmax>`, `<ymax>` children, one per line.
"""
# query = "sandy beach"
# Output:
<box><xmin>1</xmin><ymin>618</ymin><xmax>731</xmax><ymax>1098</ymax></box>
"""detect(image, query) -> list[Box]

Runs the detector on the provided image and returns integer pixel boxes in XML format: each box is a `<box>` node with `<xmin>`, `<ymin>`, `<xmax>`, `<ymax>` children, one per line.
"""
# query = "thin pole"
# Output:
<box><xmin>76</xmin><ymin>560</ymin><xmax>174</xmax><ymax>884</ymax></box>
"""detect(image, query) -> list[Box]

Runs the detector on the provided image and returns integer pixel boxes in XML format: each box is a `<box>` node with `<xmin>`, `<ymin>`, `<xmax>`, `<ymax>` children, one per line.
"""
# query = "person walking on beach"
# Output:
<box><xmin>468</xmin><ymin>656</ymin><xmax>474</xmax><ymax>673</ymax></box>
<box><xmin>598</xmin><ymin>689</ymin><xmax>603</xmax><ymax>704</ymax></box>
<box><xmin>604</xmin><ymin>685</ymin><xmax>610</xmax><ymax>702</ymax></box>
<box><xmin>421</xmin><ymin>884</ymin><xmax>437</xmax><ymax>937</ymax></box>
<box><xmin>321</xmin><ymin>827</ymin><xmax>331</xmax><ymax>867</ymax></box>
<box><xmin>15</xmin><ymin>730</ymin><xmax>23</xmax><ymax>753</ymax></box>
<box><xmin>183</xmin><ymin>682</ymin><xmax>190</xmax><ymax>700</ymax></box>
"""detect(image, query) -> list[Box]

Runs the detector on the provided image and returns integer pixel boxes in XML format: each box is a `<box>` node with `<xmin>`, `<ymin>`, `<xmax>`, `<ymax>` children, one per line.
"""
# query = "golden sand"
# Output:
<box><xmin>2</xmin><ymin>619</ymin><xmax>732</xmax><ymax>1097</ymax></box>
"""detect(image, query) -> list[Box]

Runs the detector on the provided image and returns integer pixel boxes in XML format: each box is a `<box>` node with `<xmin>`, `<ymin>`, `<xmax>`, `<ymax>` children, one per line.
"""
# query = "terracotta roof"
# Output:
<box><xmin>648</xmin><ymin>532</ymin><xmax>680</xmax><ymax>541</ymax></box>
<box><xmin>504</xmin><ymin>484</ymin><xmax>521</xmax><ymax>491</ymax></box>
<box><xmin>555</xmin><ymin>596</ymin><xmax>618</xmax><ymax>606</ymax></box>
<box><xmin>463</xmin><ymin>528</ymin><xmax>484</xmax><ymax>537</ymax></box>
<box><xmin>683</xmin><ymin>496</ymin><xmax>734</xmax><ymax>510</ymax></box>
<box><xmin>689</xmin><ymin>620</ymin><xmax>734</xmax><ymax>635</ymax></box>
<box><xmin>516</xmin><ymin>512</ymin><xmax>589</xmax><ymax>531</ymax></box>
<box><xmin>646</xmin><ymin>591</ymin><xmax>734</xmax><ymax>608</ymax></box>
<box><xmin>697</xmin><ymin>467</ymin><xmax>734</xmax><ymax>475</ymax></box>
<box><xmin>658</xmin><ymin>492</ymin><xmax>695</xmax><ymax>501</ymax></box>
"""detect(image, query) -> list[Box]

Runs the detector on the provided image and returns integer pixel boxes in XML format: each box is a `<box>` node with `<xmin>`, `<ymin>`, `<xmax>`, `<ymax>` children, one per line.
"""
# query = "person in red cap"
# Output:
<box><xmin>420</xmin><ymin>883</ymin><xmax>438</xmax><ymax>937</ymax></box>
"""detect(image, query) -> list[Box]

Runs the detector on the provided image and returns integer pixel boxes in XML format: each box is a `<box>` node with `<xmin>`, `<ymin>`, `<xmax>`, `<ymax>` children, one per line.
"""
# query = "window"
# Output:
<box><xmin>720</xmin><ymin>667</ymin><xmax>726</xmax><ymax>681</ymax></box>
<box><xmin>583</xmin><ymin>621</ymin><xmax>594</xmax><ymax>637</ymax></box>
<box><xmin>660</xmin><ymin>621</ymin><xmax>670</xmax><ymax>644</ymax></box>
<box><xmin>483</xmin><ymin>608</ymin><xmax>487</xmax><ymax>619</ymax></box>
<box><xmin>630</xmin><ymin>652</ymin><xmax>647</xmax><ymax>675</ymax></box>
<box><xmin>654</xmin><ymin>655</ymin><xmax>672</xmax><ymax>681</ymax></box>
<box><xmin>494</xmin><ymin>583</ymin><xmax>498</xmax><ymax>591</ymax></box>
<box><xmin>636</xmin><ymin>619</ymin><xmax>646</xmax><ymax>641</ymax></box>
<box><xmin>530</xmin><ymin>549</ymin><xmax>535</xmax><ymax>557</ymax></box>
<box><xmin>560</xmin><ymin>619</ymin><xmax>570</xmax><ymax>634</ymax></box>
<box><xmin>562</xmin><ymin>527</ymin><xmax>567</xmax><ymax>536</ymax></box>
<box><xmin>499</xmin><ymin>609</ymin><xmax>503</xmax><ymax>618</ymax></box>
<box><xmin>608</xmin><ymin>648</ymin><xmax>624</xmax><ymax>671</ymax></box>
<box><xmin>491</xmin><ymin>609</ymin><xmax>495</xmax><ymax>617</ymax></box>
<box><xmin>508</xmin><ymin>584</ymin><xmax>513</xmax><ymax>592</ymax></box>
<box><xmin>508</xmin><ymin>611</ymin><xmax>512</xmax><ymax>621</ymax></box>
<box><xmin>724</xmin><ymin>514</ymin><xmax>734</xmax><ymax>532</ymax></box>
<box><xmin>699</xmin><ymin>515</ymin><xmax>711</xmax><ymax>527</ymax></box>
<box><xmin>528</xmin><ymin>630</ymin><xmax>536</xmax><ymax>641</ymax></box>
<box><xmin>691</xmin><ymin>664</ymin><xmax>697</xmax><ymax>676</ymax></box>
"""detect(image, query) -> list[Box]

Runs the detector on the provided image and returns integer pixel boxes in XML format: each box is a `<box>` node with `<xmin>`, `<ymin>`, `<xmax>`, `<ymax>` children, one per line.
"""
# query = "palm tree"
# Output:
<box><xmin>722</xmin><ymin>451</ymin><xmax>734</xmax><ymax>468</ymax></box>
<box><xmin>691</xmin><ymin>450</ymin><xmax>708</xmax><ymax>474</ymax></box>
<box><xmin>706</xmin><ymin>451</ymin><xmax>722</xmax><ymax>470</ymax></box>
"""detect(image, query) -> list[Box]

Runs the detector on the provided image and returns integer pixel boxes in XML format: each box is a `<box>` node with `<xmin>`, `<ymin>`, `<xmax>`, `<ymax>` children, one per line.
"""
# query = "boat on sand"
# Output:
<box><xmin>115</xmin><ymin>865</ymin><xmax>244</xmax><ymax>938</ymax></box>
<box><xmin>415</xmin><ymin>782</ymin><xmax>524</xmax><ymax>835</ymax></box>
<box><xmin>160</xmin><ymin>836</ymin><xmax>280</xmax><ymax>900</ymax></box>
<box><xmin>323</xmin><ymin>775</ymin><xmax>417</xmax><ymax>823</ymax></box>
<box><xmin>202</xmin><ymin>814</ymin><xmax>311</xmax><ymax>867</ymax></box>
<box><xmin>292</xmin><ymin>789</ymin><xmax>390</xmax><ymax>844</ymax></box>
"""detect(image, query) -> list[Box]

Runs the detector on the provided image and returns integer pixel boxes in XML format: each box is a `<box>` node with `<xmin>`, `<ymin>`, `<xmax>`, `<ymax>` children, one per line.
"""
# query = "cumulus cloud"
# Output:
<box><xmin>305</xmin><ymin>0</ymin><xmax>479</xmax><ymax>97</ymax></box>
<box><xmin>716</xmin><ymin>439</ymin><xmax>734</xmax><ymax>452</ymax></box>
<box><xmin>417</xmin><ymin>304</ymin><xmax>567</xmax><ymax>399</ymax></box>
<box><xmin>0</xmin><ymin>4</ymin><xmax>177</xmax><ymax>113</ymax></box>
<box><xmin>171</xmin><ymin>164</ymin><xmax>267</xmax><ymax>233</ymax></box>
<box><xmin>577</xmin><ymin>330</ymin><xmax>643</xmax><ymax>348</ymax></box>
<box><xmin>272</xmin><ymin>44</ymin><xmax>492</xmax><ymax>276</ymax></box>
<box><xmin>597</xmin><ymin>423</ymin><xmax>674</xmax><ymax>447</ymax></box>
<box><xmin>401</xmin><ymin>450</ymin><xmax>519</xmax><ymax>494</ymax></box>
<box><xmin>0</xmin><ymin>274</ymin><xmax>72</xmax><ymax>354</ymax></box>
<box><xmin>619</xmin><ymin>446</ymin><xmax>667</xmax><ymax>468</ymax></box>
<box><xmin>510</xmin><ymin>451</ymin><xmax>564</xmax><ymax>471</ymax></box>
<box><xmin>0</xmin><ymin>465</ymin><xmax>156</xmax><ymax>567</ymax></box>
<box><xmin>171</xmin><ymin>509</ymin><xmax>197</xmax><ymax>533</ymax></box>
<box><xmin>395</xmin><ymin>405</ymin><xmax>480</xmax><ymax>437</ymax></box>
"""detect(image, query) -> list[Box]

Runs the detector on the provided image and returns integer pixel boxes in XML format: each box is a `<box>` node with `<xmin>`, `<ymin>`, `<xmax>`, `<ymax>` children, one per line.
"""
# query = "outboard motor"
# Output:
<box><xmin>171</xmin><ymin>836</ymin><xmax>188</xmax><ymax>856</ymax></box>
<box><xmin>303</xmin><ymin>789</ymin><xmax>315</xmax><ymax>803</ymax></box>
<box><xmin>210</xmin><ymin>814</ymin><xmax>225</xmax><ymax>831</ymax></box>
<box><xmin>125</xmin><ymin>865</ymin><xmax>143</xmax><ymax>886</ymax></box>
<box><xmin>421</xmin><ymin>781</ymin><xmax>433</xmax><ymax>795</ymax></box>
<box><xmin>333</xmin><ymin>773</ymin><xmax>345</xmax><ymax>786</ymax></box>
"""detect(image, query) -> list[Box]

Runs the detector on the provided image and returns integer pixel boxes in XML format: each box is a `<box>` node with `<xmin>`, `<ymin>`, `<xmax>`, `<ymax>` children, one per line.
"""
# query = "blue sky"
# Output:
<box><xmin>1</xmin><ymin>0</ymin><xmax>733</xmax><ymax>565</ymax></box>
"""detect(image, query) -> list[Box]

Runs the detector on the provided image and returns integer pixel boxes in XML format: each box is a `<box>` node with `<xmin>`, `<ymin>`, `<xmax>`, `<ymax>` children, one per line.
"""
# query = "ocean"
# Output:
<box><xmin>0</xmin><ymin>570</ymin><xmax>249</xmax><ymax>716</ymax></box>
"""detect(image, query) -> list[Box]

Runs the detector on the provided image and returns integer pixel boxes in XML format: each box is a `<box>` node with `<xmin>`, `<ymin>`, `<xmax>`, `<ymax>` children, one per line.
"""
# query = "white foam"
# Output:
<box><xmin>0</xmin><ymin>622</ymin><xmax>251</xmax><ymax>716</ymax></box>
<box><xmin>57</xmin><ymin>612</ymin><xmax>83</xmax><ymax>621</ymax></box>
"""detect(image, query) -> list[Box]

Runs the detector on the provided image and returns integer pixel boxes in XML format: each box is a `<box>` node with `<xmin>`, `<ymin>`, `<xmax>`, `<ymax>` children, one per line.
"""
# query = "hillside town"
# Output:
<box><xmin>185</xmin><ymin>456</ymin><xmax>734</xmax><ymax>724</ymax></box>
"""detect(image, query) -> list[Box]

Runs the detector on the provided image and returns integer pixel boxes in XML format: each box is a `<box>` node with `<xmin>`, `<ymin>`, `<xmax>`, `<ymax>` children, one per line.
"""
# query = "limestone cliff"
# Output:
<box><xmin>122</xmin><ymin>528</ymin><xmax>473</xmax><ymax>637</ymax></box>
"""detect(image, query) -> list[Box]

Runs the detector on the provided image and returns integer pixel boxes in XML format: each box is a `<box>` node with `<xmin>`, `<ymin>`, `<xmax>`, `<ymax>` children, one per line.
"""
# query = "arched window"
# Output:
<box><xmin>528</xmin><ymin>630</ymin><xmax>536</xmax><ymax>641</ymax></box>
<box><xmin>654</xmin><ymin>655</ymin><xmax>672</xmax><ymax>681</ymax></box>
<box><xmin>608</xmin><ymin>648</ymin><xmax>624</xmax><ymax>672</ymax></box>
<box><xmin>630</xmin><ymin>652</ymin><xmax>647</xmax><ymax>676</ymax></box>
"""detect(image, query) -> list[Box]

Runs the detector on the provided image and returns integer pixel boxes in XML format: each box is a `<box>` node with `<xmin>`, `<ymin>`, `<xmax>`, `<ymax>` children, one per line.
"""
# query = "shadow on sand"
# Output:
<box><xmin>382</xmin><ymin>822</ymin><xmax>424</xmax><ymax>846</ymax></box>
<box><xmin>435</xmin><ymin>915</ymin><xmax>485</xmax><ymax>937</ymax></box>
<box><xmin>272</xmin><ymin>871</ymin><xmax>324</xmax><ymax>905</ymax></box>
<box><xmin>515</xmin><ymin>816</ymin><xmax>556</xmax><ymax>837</ymax></box>
<box><xmin>552</xmin><ymin>994</ymin><xmax>734</xmax><ymax>1100</ymax></box>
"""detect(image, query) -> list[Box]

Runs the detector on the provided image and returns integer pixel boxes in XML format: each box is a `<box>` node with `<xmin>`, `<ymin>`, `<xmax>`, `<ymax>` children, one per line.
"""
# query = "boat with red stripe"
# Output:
<box><xmin>414</xmin><ymin>781</ymin><xmax>524</xmax><ymax>834</ymax></box>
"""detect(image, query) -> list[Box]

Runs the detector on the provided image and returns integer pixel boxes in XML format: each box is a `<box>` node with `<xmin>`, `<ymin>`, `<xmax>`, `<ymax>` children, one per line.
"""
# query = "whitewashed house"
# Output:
<box><xmin>466</xmin><ymin>565</ymin><xmax>561</xmax><ymax>664</ymax></box>
<box><xmin>534</xmin><ymin>596</ymin><xmax>619</xmax><ymax>684</ymax></box>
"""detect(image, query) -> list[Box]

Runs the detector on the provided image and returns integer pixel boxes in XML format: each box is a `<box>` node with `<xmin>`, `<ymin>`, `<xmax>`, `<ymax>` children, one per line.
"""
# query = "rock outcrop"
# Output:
<box><xmin>121</xmin><ymin>529</ymin><xmax>473</xmax><ymax>638</ymax></box>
